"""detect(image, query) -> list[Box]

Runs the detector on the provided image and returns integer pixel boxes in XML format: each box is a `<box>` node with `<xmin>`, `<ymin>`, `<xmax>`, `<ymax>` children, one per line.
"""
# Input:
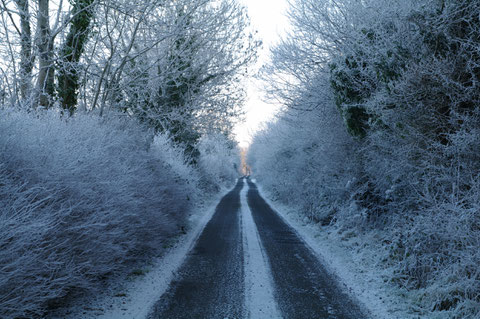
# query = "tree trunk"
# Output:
<box><xmin>14</xmin><ymin>0</ymin><xmax>33</xmax><ymax>102</ymax></box>
<box><xmin>36</xmin><ymin>0</ymin><xmax>54</xmax><ymax>108</ymax></box>
<box><xmin>57</xmin><ymin>0</ymin><xmax>95</xmax><ymax>115</ymax></box>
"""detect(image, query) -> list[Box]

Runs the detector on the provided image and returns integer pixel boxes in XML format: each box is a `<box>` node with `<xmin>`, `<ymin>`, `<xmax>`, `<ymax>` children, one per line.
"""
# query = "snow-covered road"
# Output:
<box><xmin>147</xmin><ymin>178</ymin><xmax>366</xmax><ymax>318</ymax></box>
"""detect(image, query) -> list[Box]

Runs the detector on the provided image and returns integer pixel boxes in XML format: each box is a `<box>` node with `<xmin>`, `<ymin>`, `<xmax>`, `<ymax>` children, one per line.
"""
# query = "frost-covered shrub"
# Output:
<box><xmin>249</xmin><ymin>86</ymin><xmax>357</xmax><ymax>224</ymax></box>
<box><xmin>357</xmin><ymin>3</ymin><xmax>480</xmax><ymax>312</ymax></box>
<box><xmin>0</xmin><ymin>109</ymin><xmax>195</xmax><ymax>318</ymax></box>
<box><xmin>197</xmin><ymin>133</ymin><xmax>240</xmax><ymax>192</ymax></box>
<box><xmin>251</xmin><ymin>0</ymin><xmax>480</xmax><ymax>316</ymax></box>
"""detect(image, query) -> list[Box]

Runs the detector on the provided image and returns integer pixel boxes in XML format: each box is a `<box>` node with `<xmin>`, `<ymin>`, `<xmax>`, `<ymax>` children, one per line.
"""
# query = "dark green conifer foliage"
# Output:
<box><xmin>159</xmin><ymin>39</ymin><xmax>201</xmax><ymax>161</ymax></box>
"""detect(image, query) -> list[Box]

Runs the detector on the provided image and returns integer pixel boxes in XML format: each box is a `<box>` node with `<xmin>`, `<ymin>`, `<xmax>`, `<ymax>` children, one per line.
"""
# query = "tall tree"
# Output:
<box><xmin>35</xmin><ymin>0</ymin><xmax>54</xmax><ymax>108</ymax></box>
<box><xmin>121</xmin><ymin>0</ymin><xmax>257</xmax><ymax>161</ymax></box>
<box><xmin>57</xmin><ymin>0</ymin><xmax>95</xmax><ymax>115</ymax></box>
<box><xmin>156</xmin><ymin>4</ymin><xmax>201</xmax><ymax>160</ymax></box>
<box><xmin>14</xmin><ymin>0</ymin><xmax>32</xmax><ymax>101</ymax></box>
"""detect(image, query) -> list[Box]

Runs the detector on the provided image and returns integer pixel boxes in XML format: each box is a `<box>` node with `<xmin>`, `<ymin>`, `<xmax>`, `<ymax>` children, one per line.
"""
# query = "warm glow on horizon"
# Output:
<box><xmin>240</xmin><ymin>148</ymin><xmax>251</xmax><ymax>175</ymax></box>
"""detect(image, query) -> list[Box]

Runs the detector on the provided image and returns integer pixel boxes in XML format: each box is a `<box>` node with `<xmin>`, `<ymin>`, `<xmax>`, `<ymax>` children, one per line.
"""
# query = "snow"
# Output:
<box><xmin>53</xmin><ymin>190</ymin><xmax>228</xmax><ymax>319</ymax></box>
<box><xmin>51</xmin><ymin>179</ymin><xmax>421</xmax><ymax>319</ymax></box>
<box><xmin>74</xmin><ymin>180</ymin><xmax>284</xmax><ymax>319</ymax></box>
<box><xmin>255</xmin><ymin>184</ymin><xmax>421</xmax><ymax>319</ymax></box>
<box><xmin>240</xmin><ymin>183</ymin><xmax>282</xmax><ymax>318</ymax></box>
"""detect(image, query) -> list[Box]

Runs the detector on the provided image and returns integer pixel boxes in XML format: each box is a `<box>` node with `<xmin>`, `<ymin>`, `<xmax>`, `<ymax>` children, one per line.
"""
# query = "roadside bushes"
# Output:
<box><xmin>0</xmin><ymin>109</ymin><xmax>196</xmax><ymax>318</ymax></box>
<box><xmin>197</xmin><ymin>133</ymin><xmax>240</xmax><ymax>192</ymax></box>
<box><xmin>249</xmin><ymin>88</ymin><xmax>357</xmax><ymax>224</ymax></box>
<box><xmin>249</xmin><ymin>0</ymin><xmax>480</xmax><ymax>316</ymax></box>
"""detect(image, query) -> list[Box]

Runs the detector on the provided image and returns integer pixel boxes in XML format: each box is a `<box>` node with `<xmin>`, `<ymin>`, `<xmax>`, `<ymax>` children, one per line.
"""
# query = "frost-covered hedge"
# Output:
<box><xmin>249</xmin><ymin>101</ymin><xmax>357</xmax><ymax>224</ymax></box>
<box><xmin>250</xmin><ymin>0</ymin><xmax>480</xmax><ymax>317</ymax></box>
<box><xmin>0</xmin><ymin>109</ymin><xmax>197</xmax><ymax>318</ymax></box>
<box><xmin>197</xmin><ymin>133</ymin><xmax>240</xmax><ymax>192</ymax></box>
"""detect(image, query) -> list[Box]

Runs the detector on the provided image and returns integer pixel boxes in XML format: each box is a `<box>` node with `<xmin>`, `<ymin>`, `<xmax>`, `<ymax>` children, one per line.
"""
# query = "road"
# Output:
<box><xmin>148</xmin><ymin>178</ymin><xmax>366</xmax><ymax>319</ymax></box>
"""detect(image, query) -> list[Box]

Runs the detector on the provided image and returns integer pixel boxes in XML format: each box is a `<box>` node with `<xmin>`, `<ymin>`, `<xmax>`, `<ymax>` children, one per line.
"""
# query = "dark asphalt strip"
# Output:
<box><xmin>246</xmin><ymin>179</ymin><xmax>367</xmax><ymax>319</ymax></box>
<box><xmin>148</xmin><ymin>179</ymin><xmax>245</xmax><ymax>319</ymax></box>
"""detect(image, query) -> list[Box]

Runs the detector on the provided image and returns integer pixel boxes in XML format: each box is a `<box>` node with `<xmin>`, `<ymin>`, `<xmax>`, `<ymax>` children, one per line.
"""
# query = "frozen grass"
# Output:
<box><xmin>240</xmin><ymin>184</ymin><xmax>281</xmax><ymax>318</ymax></box>
<box><xmin>0</xmin><ymin>109</ymin><xmax>197</xmax><ymax>318</ymax></box>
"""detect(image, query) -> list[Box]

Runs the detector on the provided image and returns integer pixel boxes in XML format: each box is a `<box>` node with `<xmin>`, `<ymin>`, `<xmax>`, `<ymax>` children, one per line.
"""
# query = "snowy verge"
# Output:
<box><xmin>254</xmin><ymin>183</ymin><xmax>421</xmax><ymax>319</ymax></box>
<box><xmin>51</xmin><ymin>189</ymin><xmax>229</xmax><ymax>319</ymax></box>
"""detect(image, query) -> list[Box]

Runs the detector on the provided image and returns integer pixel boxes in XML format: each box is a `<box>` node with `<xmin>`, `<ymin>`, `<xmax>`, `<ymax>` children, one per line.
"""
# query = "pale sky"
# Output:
<box><xmin>234</xmin><ymin>0</ymin><xmax>290</xmax><ymax>148</ymax></box>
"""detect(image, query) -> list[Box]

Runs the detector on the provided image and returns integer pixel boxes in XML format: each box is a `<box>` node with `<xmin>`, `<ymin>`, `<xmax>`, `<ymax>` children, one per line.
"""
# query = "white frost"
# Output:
<box><xmin>255</xmin><ymin>184</ymin><xmax>415</xmax><ymax>319</ymax></box>
<box><xmin>241</xmin><ymin>183</ymin><xmax>282</xmax><ymax>319</ymax></box>
<box><xmin>58</xmin><ymin>191</ymin><xmax>226</xmax><ymax>319</ymax></box>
